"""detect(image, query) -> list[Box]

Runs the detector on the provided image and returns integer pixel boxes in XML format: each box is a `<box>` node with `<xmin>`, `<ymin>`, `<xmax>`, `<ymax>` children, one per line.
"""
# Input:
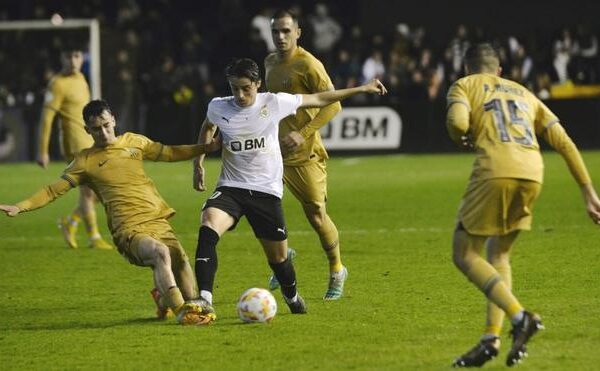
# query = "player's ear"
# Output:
<box><xmin>297</xmin><ymin>26</ymin><xmax>302</xmax><ymax>39</ymax></box>
<box><xmin>256</xmin><ymin>79</ymin><xmax>262</xmax><ymax>89</ymax></box>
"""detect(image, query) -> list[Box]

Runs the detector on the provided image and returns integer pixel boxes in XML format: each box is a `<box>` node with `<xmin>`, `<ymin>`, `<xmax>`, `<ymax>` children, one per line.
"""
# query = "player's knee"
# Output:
<box><xmin>304</xmin><ymin>206</ymin><xmax>326</xmax><ymax>229</ymax></box>
<box><xmin>152</xmin><ymin>243</ymin><xmax>172</xmax><ymax>267</ymax></box>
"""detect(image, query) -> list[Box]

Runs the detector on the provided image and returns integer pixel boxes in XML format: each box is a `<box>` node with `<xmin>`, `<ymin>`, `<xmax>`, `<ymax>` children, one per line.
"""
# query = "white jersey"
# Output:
<box><xmin>207</xmin><ymin>92</ymin><xmax>302</xmax><ymax>198</ymax></box>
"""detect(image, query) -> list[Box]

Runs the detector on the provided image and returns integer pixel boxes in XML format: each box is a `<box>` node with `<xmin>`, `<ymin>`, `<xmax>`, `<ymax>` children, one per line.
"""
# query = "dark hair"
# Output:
<box><xmin>225</xmin><ymin>58</ymin><xmax>261</xmax><ymax>82</ymax></box>
<box><xmin>83</xmin><ymin>99</ymin><xmax>112</xmax><ymax>124</ymax></box>
<box><xmin>271</xmin><ymin>8</ymin><xmax>299</xmax><ymax>25</ymax></box>
<box><xmin>464</xmin><ymin>43</ymin><xmax>500</xmax><ymax>73</ymax></box>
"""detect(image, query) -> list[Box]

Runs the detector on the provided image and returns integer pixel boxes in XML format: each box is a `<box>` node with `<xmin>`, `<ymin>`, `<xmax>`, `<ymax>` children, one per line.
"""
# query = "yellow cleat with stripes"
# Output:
<box><xmin>58</xmin><ymin>216</ymin><xmax>78</xmax><ymax>249</ymax></box>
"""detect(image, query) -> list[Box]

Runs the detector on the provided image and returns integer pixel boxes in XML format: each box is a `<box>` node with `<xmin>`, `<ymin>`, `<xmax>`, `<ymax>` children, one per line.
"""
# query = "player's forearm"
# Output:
<box><xmin>194</xmin><ymin>119</ymin><xmax>216</xmax><ymax>166</ymax></box>
<box><xmin>38</xmin><ymin>108</ymin><xmax>56</xmax><ymax>155</ymax></box>
<box><xmin>446</xmin><ymin>104</ymin><xmax>470</xmax><ymax>145</ymax></box>
<box><xmin>544</xmin><ymin>123</ymin><xmax>592</xmax><ymax>185</ymax></box>
<box><xmin>304</xmin><ymin>85</ymin><xmax>367</xmax><ymax>108</ymax></box>
<box><xmin>159</xmin><ymin>144</ymin><xmax>208</xmax><ymax>162</ymax></box>
<box><xmin>299</xmin><ymin>102</ymin><xmax>341</xmax><ymax>139</ymax></box>
<box><xmin>15</xmin><ymin>179</ymin><xmax>73</xmax><ymax>212</ymax></box>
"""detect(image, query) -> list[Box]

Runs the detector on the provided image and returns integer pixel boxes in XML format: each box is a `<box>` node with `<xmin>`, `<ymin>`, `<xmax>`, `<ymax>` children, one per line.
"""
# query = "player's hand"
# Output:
<box><xmin>36</xmin><ymin>153</ymin><xmax>49</xmax><ymax>169</ymax></box>
<box><xmin>193</xmin><ymin>161</ymin><xmax>207</xmax><ymax>192</ymax></box>
<box><xmin>0</xmin><ymin>205</ymin><xmax>20</xmax><ymax>217</ymax></box>
<box><xmin>363</xmin><ymin>78</ymin><xmax>387</xmax><ymax>95</ymax></box>
<box><xmin>581</xmin><ymin>184</ymin><xmax>600</xmax><ymax>225</ymax></box>
<box><xmin>281</xmin><ymin>131</ymin><xmax>305</xmax><ymax>153</ymax></box>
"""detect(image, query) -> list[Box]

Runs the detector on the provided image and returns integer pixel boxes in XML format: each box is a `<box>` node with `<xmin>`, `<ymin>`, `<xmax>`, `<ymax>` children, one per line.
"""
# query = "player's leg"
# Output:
<box><xmin>260</xmin><ymin>238</ymin><xmax>306</xmax><ymax>313</ymax></box>
<box><xmin>194</xmin><ymin>189</ymin><xmax>240</xmax><ymax>308</ymax></box>
<box><xmin>284</xmin><ymin>163</ymin><xmax>346</xmax><ymax>300</ymax></box>
<box><xmin>484</xmin><ymin>232</ymin><xmax>519</xmax><ymax>343</ymax></box>
<box><xmin>78</xmin><ymin>185</ymin><xmax>112</xmax><ymax>249</ymax></box>
<box><xmin>244</xmin><ymin>189</ymin><xmax>306</xmax><ymax>313</ymax></box>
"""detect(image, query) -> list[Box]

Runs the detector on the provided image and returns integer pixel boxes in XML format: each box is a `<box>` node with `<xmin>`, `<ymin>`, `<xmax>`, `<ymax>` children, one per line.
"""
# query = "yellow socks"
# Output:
<box><xmin>165</xmin><ymin>286</ymin><xmax>185</xmax><ymax>312</ymax></box>
<box><xmin>318</xmin><ymin>215</ymin><xmax>343</xmax><ymax>273</ymax></box>
<box><xmin>466</xmin><ymin>257</ymin><xmax>524</xmax><ymax>319</ymax></box>
<box><xmin>81</xmin><ymin>209</ymin><xmax>100</xmax><ymax>239</ymax></box>
<box><xmin>485</xmin><ymin>261</ymin><xmax>512</xmax><ymax>336</ymax></box>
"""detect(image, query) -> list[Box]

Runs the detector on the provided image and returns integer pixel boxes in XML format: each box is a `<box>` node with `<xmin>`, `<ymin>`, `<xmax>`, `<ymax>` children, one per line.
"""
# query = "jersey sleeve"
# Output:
<box><xmin>304</xmin><ymin>59</ymin><xmax>334</xmax><ymax>92</ymax></box>
<box><xmin>533</xmin><ymin>98</ymin><xmax>560</xmax><ymax>135</ymax></box>
<box><xmin>275</xmin><ymin>93</ymin><xmax>303</xmax><ymax>119</ymax></box>
<box><xmin>127</xmin><ymin>133</ymin><xmax>165</xmax><ymax>161</ymax></box>
<box><xmin>446</xmin><ymin>80</ymin><xmax>471</xmax><ymax>111</ymax></box>
<box><xmin>61</xmin><ymin>154</ymin><xmax>87</xmax><ymax>187</ymax></box>
<box><xmin>206</xmin><ymin>99</ymin><xmax>220</xmax><ymax>126</ymax></box>
<box><xmin>15</xmin><ymin>178</ymin><xmax>73</xmax><ymax>212</ymax></box>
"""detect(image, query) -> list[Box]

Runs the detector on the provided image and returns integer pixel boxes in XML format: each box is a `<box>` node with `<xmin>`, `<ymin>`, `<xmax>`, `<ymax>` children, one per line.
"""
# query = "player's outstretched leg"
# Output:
<box><xmin>268</xmin><ymin>247</ymin><xmax>296</xmax><ymax>290</ymax></box>
<box><xmin>452</xmin><ymin>336</ymin><xmax>499</xmax><ymax>368</ymax></box>
<box><xmin>506</xmin><ymin>311</ymin><xmax>544</xmax><ymax>366</ymax></box>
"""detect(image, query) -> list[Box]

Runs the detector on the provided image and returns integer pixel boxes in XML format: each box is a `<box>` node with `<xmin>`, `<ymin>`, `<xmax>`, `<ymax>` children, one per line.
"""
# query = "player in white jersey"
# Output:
<box><xmin>191</xmin><ymin>58</ymin><xmax>386</xmax><ymax>318</ymax></box>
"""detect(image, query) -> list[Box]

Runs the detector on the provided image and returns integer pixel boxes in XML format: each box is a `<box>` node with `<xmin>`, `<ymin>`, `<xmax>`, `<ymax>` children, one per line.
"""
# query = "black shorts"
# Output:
<box><xmin>202</xmin><ymin>186</ymin><xmax>288</xmax><ymax>241</ymax></box>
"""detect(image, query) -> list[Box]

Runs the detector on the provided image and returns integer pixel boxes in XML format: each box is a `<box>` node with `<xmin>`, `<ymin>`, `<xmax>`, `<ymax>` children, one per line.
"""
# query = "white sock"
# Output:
<box><xmin>200</xmin><ymin>290</ymin><xmax>213</xmax><ymax>305</ymax></box>
<box><xmin>284</xmin><ymin>293</ymin><xmax>298</xmax><ymax>304</ymax></box>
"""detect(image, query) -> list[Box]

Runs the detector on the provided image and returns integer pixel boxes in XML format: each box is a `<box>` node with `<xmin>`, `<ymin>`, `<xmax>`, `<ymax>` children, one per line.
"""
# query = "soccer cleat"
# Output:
<box><xmin>285</xmin><ymin>294</ymin><xmax>307</xmax><ymax>314</ymax></box>
<box><xmin>191</xmin><ymin>297</ymin><xmax>216</xmax><ymax>317</ymax></box>
<box><xmin>150</xmin><ymin>288</ymin><xmax>174</xmax><ymax>320</ymax></box>
<box><xmin>88</xmin><ymin>237</ymin><xmax>113</xmax><ymax>250</ymax></box>
<box><xmin>176</xmin><ymin>302</ymin><xmax>217</xmax><ymax>326</ymax></box>
<box><xmin>452</xmin><ymin>337</ymin><xmax>499</xmax><ymax>368</ymax></box>
<box><xmin>268</xmin><ymin>247</ymin><xmax>296</xmax><ymax>290</ymax></box>
<box><xmin>324</xmin><ymin>266</ymin><xmax>348</xmax><ymax>300</ymax></box>
<box><xmin>58</xmin><ymin>216</ymin><xmax>78</xmax><ymax>249</ymax></box>
<box><xmin>506</xmin><ymin>311</ymin><xmax>544</xmax><ymax>367</ymax></box>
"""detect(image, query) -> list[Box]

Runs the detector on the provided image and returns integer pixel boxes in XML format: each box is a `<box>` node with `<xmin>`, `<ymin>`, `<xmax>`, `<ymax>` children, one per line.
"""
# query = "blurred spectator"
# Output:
<box><xmin>361</xmin><ymin>49</ymin><xmax>385</xmax><ymax>83</ymax></box>
<box><xmin>251</xmin><ymin>7</ymin><xmax>276</xmax><ymax>52</ymax></box>
<box><xmin>553</xmin><ymin>27</ymin><xmax>575</xmax><ymax>83</ymax></box>
<box><xmin>309</xmin><ymin>3</ymin><xmax>343</xmax><ymax>65</ymax></box>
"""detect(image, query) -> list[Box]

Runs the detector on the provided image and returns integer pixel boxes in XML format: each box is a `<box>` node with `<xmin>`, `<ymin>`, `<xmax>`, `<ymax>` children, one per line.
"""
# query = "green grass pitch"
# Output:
<box><xmin>1</xmin><ymin>152</ymin><xmax>599</xmax><ymax>370</ymax></box>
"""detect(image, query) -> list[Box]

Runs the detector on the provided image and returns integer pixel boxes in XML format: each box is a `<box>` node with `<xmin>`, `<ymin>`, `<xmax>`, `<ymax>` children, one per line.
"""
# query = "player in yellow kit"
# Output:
<box><xmin>37</xmin><ymin>46</ymin><xmax>111</xmax><ymax>250</ymax></box>
<box><xmin>264</xmin><ymin>9</ymin><xmax>347</xmax><ymax>300</ymax></box>
<box><xmin>1</xmin><ymin>100</ymin><xmax>220</xmax><ymax>326</ymax></box>
<box><xmin>447</xmin><ymin>43</ymin><xmax>600</xmax><ymax>367</ymax></box>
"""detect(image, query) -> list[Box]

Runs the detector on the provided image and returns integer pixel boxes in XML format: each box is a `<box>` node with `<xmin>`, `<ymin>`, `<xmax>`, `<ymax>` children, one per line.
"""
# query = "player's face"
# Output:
<box><xmin>61</xmin><ymin>51</ymin><xmax>84</xmax><ymax>73</ymax></box>
<box><xmin>271</xmin><ymin>16</ymin><xmax>300</xmax><ymax>54</ymax></box>
<box><xmin>228</xmin><ymin>76</ymin><xmax>261</xmax><ymax>107</ymax></box>
<box><xmin>85</xmin><ymin>110</ymin><xmax>117</xmax><ymax>147</ymax></box>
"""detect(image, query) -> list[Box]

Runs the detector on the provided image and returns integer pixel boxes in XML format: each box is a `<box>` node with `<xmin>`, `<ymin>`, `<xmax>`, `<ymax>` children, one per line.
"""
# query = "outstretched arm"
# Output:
<box><xmin>299</xmin><ymin>79</ymin><xmax>387</xmax><ymax>108</ymax></box>
<box><xmin>1</xmin><ymin>178</ymin><xmax>73</xmax><ymax>217</ymax></box>
<box><xmin>157</xmin><ymin>139</ymin><xmax>220</xmax><ymax>162</ymax></box>
<box><xmin>543</xmin><ymin>123</ymin><xmax>600</xmax><ymax>224</ymax></box>
<box><xmin>193</xmin><ymin>118</ymin><xmax>219</xmax><ymax>192</ymax></box>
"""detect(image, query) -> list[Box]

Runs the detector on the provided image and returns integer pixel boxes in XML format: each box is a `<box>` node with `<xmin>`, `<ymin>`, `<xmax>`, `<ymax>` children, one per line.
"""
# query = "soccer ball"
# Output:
<box><xmin>237</xmin><ymin>287</ymin><xmax>277</xmax><ymax>323</ymax></box>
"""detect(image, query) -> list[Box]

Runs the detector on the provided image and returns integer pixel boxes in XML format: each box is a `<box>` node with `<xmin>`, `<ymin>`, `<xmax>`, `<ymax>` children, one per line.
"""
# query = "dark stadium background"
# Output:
<box><xmin>1</xmin><ymin>0</ymin><xmax>599</xmax><ymax>159</ymax></box>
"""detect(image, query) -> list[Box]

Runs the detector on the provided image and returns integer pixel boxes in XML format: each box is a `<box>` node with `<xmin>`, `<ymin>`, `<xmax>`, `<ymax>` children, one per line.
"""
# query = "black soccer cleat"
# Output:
<box><xmin>286</xmin><ymin>294</ymin><xmax>307</xmax><ymax>314</ymax></box>
<box><xmin>452</xmin><ymin>337</ymin><xmax>499</xmax><ymax>368</ymax></box>
<box><xmin>506</xmin><ymin>311</ymin><xmax>544</xmax><ymax>367</ymax></box>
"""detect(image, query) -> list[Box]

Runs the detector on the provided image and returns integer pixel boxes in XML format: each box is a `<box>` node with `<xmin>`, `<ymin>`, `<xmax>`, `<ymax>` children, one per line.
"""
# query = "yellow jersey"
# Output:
<box><xmin>447</xmin><ymin>73</ymin><xmax>559</xmax><ymax>183</ymax></box>
<box><xmin>265</xmin><ymin>47</ymin><xmax>340</xmax><ymax>166</ymax></box>
<box><xmin>39</xmin><ymin>71</ymin><xmax>93</xmax><ymax>159</ymax></box>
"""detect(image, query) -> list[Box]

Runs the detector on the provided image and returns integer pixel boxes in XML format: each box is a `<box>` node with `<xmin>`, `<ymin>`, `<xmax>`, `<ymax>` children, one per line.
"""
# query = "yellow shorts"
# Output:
<box><xmin>458</xmin><ymin>178</ymin><xmax>542</xmax><ymax>236</ymax></box>
<box><xmin>112</xmin><ymin>219</ymin><xmax>189</xmax><ymax>267</ymax></box>
<box><xmin>283</xmin><ymin>161</ymin><xmax>327</xmax><ymax>214</ymax></box>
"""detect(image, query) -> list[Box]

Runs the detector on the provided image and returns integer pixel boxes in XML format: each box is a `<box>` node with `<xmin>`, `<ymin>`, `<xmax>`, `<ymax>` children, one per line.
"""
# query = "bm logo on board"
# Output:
<box><xmin>229</xmin><ymin>137</ymin><xmax>266</xmax><ymax>152</ymax></box>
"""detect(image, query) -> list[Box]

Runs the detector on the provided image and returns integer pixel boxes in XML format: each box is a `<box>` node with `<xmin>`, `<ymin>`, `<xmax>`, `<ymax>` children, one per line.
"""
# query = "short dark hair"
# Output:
<box><xmin>464</xmin><ymin>43</ymin><xmax>500</xmax><ymax>73</ymax></box>
<box><xmin>83</xmin><ymin>99</ymin><xmax>112</xmax><ymax>124</ymax></box>
<box><xmin>225</xmin><ymin>58</ymin><xmax>261</xmax><ymax>82</ymax></box>
<box><xmin>271</xmin><ymin>8</ymin><xmax>299</xmax><ymax>25</ymax></box>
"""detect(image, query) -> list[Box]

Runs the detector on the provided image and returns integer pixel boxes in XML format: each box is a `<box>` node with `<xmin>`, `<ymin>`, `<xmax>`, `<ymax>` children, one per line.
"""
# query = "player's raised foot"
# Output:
<box><xmin>506</xmin><ymin>311</ymin><xmax>544</xmax><ymax>367</ymax></box>
<box><xmin>175</xmin><ymin>302</ymin><xmax>216</xmax><ymax>326</ymax></box>
<box><xmin>452</xmin><ymin>336</ymin><xmax>499</xmax><ymax>368</ymax></box>
<box><xmin>58</xmin><ymin>216</ymin><xmax>78</xmax><ymax>249</ymax></box>
<box><xmin>324</xmin><ymin>266</ymin><xmax>348</xmax><ymax>300</ymax></box>
<box><xmin>88</xmin><ymin>236</ymin><xmax>113</xmax><ymax>250</ymax></box>
<box><xmin>285</xmin><ymin>294</ymin><xmax>307</xmax><ymax>314</ymax></box>
<box><xmin>268</xmin><ymin>247</ymin><xmax>296</xmax><ymax>290</ymax></box>
<box><xmin>150</xmin><ymin>288</ymin><xmax>174</xmax><ymax>320</ymax></box>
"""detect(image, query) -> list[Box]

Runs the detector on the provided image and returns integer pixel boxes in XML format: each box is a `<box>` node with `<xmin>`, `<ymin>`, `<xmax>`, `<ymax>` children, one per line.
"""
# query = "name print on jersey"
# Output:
<box><xmin>229</xmin><ymin>136</ymin><xmax>266</xmax><ymax>152</ymax></box>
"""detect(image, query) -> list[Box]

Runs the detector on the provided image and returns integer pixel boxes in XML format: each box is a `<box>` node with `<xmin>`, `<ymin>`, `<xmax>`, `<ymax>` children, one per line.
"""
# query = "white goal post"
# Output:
<box><xmin>0</xmin><ymin>18</ymin><xmax>101</xmax><ymax>99</ymax></box>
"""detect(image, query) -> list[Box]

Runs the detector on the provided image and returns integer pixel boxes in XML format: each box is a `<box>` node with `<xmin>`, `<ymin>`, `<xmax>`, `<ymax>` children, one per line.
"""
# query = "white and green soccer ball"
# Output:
<box><xmin>237</xmin><ymin>287</ymin><xmax>277</xmax><ymax>323</ymax></box>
